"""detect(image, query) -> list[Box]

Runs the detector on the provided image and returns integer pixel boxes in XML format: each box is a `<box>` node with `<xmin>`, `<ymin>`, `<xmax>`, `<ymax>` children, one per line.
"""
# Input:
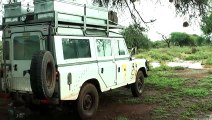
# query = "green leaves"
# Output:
<box><xmin>93</xmin><ymin>0</ymin><xmax>210</xmax><ymax>21</ymax></box>
<box><xmin>122</xmin><ymin>24</ymin><xmax>151</xmax><ymax>49</ymax></box>
<box><xmin>170</xmin><ymin>32</ymin><xmax>195</xmax><ymax>46</ymax></box>
<box><xmin>201</xmin><ymin>14</ymin><xmax>212</xmax><ymax>35</ymax></box>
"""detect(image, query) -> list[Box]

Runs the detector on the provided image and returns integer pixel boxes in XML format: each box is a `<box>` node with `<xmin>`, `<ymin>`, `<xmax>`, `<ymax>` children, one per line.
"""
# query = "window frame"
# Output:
<box><xmin>112</xmin><ymin>38</ymin><xmax>129</xmax><ymax>58</ymax></box>
<box><xmin>96</xmin><ymin>39</ymin><xmax>113</xmax><ymax>57</ymax></box>
<box><xmin>62</xmin><ymin>38</ymin><xmax>92</xmax><ymax>60</ymax></box>
<box><xmin>11</xmin><ymin>32</ymin><xmax>43</xmax><ymax>60</ymax></box>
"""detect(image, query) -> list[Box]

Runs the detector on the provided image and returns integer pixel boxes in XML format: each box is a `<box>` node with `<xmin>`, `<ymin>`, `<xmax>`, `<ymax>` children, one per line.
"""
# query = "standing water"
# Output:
<box><xmin>151</xmin><ymin>61</ymin><xmax>204</xmax><ymax>69</ymax></box>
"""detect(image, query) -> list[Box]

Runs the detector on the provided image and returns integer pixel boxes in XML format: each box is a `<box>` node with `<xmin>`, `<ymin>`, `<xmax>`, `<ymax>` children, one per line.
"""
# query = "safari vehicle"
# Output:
<box><xmin>0</xmin><ymin>0</ymin><xmax>148</xmax><ymax>119</ymax></box>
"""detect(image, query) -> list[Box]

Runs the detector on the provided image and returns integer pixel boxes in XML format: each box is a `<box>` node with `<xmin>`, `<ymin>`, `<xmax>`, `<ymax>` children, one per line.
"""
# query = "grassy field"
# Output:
<box><xmin>102</xmin><ymin>66</ymin><xmax>212</xmax><ymax>120</ymax></box>
<box><xmin>145</xmin><ymin>67</ymin><xmax>212</xmax><ymax>119</ymax></box>
<box><xmin>135</xmin><ymin>46</ymin><xmax>212</xmax><ymax>65</ymax></box>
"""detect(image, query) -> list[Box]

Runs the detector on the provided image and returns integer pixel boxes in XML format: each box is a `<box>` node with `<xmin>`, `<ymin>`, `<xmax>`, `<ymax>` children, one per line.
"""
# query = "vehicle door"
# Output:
<box><xmin>113</xmin><ymin>39</ymin><xmax>134</xmax><ymax>84</ymax></box>
<box><xmin>96</xmin><ymin>38</ymin><xmax>116</xmax><ymax>87</ymax></box>
<box><xmin>9</xmin><ymin>32</ymin><xmax>44</xmax><ymax>91</ymax></box>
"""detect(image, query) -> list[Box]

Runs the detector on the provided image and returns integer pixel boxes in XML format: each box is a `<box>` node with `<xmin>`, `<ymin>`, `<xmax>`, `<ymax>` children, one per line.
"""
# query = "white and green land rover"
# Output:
<box><xmin>0</xmin><ymin>0</ymin><xmax>148</xmax><ymax>119</ymax></box>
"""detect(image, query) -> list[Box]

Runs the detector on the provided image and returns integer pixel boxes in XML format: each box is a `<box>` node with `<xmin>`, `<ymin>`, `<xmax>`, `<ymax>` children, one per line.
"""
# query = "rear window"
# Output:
<box><xmin>62</xmin><ymin>38</ymin><xmax>91</xmax><ymax>59</ymax></box>
<box><xmin>13</xmin><ymin>35</ymin><xmax>40</xmax><ymax>60</ymax></box>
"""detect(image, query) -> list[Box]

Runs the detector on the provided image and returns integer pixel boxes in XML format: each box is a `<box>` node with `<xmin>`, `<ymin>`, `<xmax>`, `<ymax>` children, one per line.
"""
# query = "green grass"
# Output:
<box><xmin>108</xmin><ymin>46</ymin><xmax>212</xmax><ymax>120</ymax></box>
<box><xmin>180</xmin><ymin>88</ymin><xmax>210</xmax><ymax>97</ymax></box>
<box><xmin>205</xmin><ymin>57</ymin><xmax>212</xmax><ymax>65</ymax></box>
<box><xmin>151</xmin><ymin>107</ymin><xmax>170</xmax><ymax>119</ymax></box>
<box><xmin>151</xmin><ymin>65</ymin><xmax>173</xmax><ymax>71</ymax></box>
<box><xmin>120</xmin><ymin>98</ymin><xmax>142</xmax><ymax>104</ymax></box>
<box><xmin>136</xmin><ymin>46</ymin><xmax>212</xmax><ymax>65</ymax></box>
<box><xmin>197</xmin><ymin>76</ymin><xmax>212</xmax><ymax>89</ymax></box>
<box><xmin>173</xmin><ymin>66</ymin><xmax>185</xmax><ymax>70</ymax></box>
<box><xmin>146</xmin><ymin>74</ymin><xmax>185</xmax><ymax>89</ymax></box>
<box><xmin>143</xmin><ymin>66</ymin><xmax>211</xmax><ymax>119</ymax></box>
<box><xmin>115</xmin><ymin>116</ymin><xmax>129</xmax><ymax>120</ymax></box>
<box><xmin>147</xmin><ymin>67</ymin><xmax>212</xmax><ymax>118</ymax></box>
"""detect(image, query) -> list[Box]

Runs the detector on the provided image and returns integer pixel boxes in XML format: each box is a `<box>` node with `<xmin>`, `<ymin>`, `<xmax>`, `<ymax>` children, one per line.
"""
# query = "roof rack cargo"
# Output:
<box><xmin>2</xmin><ymin>0</ymin><xmax>123</xmax><ymax>36</ymax></box>
<box><xmin>4</xmin><ymin>2</ymin><xmax>34</xmax><ymax>18</ymax></box>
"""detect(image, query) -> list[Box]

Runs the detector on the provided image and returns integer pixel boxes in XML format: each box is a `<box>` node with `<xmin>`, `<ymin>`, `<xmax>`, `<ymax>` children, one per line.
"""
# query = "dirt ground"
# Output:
<box><xmin>0</xmin><ymin>89</ymin><xmax>155</xmax><ymax>120</ymax></box>
<box><xmin>0</xmin><ymin>69</ymin><xmax>211</xmax><ymax>120</ymax></box>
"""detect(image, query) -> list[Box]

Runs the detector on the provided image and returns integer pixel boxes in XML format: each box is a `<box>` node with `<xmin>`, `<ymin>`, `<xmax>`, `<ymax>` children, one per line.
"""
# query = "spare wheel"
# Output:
<box><xmin>30</xmin><ymin>50</ymin><xmax>56</xmax><ymax>99</ymax></box>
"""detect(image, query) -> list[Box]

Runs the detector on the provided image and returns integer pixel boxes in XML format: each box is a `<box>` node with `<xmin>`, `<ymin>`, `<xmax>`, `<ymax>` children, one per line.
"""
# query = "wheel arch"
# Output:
<box><xmin>82</xmin><ymin>79</ymin><xmax>102</xmax><ymax>93</ymax></box>
<box><xmin>138</xmin><ymin>67</ymin><xmax>148</xmax><ymax>77</ymax></box>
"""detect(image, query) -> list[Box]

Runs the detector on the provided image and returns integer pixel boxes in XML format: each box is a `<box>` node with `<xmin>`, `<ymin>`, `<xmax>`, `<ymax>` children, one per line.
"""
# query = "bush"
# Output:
<box><xmin>191</xmin><ymin>47</ymin><xmax>198</xmax><ymax>53</ymax></box>
<box><xmin>185</xmin><ymin>51</ymin><xmax>210</xmax><ymax>60</ymax></box>
<box><xmin>152</xmin><ymin>41</ymin><xmax>167</xmax><ymax>48</ymax></box>
<box><xmin>173</xmin><ymin>66</ymin><xmax>185</xmax><ymax>70</ymax></box>
<box><xmin>206</xmin><ymin>58</ymin><xmax>212</xmax><ymax>65</ymax></box>
<box><xmin>136</xmin><ymin>46</ymin><xmax>211</xmax><ymax>63</ymax></box>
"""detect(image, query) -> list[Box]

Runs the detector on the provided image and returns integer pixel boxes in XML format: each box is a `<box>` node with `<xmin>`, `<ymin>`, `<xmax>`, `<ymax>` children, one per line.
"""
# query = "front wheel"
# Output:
<box><xmin>131</xmin><ymin>71</ymin><xmax>145</xmax><ymax>97</ymax></box>
<box><xmin>77</xmin><ymin>83</ymin><xmax>99</xmax><ymax>120</ymax></box>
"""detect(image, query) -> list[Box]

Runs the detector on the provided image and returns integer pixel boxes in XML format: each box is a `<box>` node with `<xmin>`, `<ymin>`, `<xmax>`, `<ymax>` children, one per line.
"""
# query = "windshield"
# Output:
<box><xmin>13</xmin><ymin>35</ymin><xmax>40</xmax><ymax>60</ymax></box>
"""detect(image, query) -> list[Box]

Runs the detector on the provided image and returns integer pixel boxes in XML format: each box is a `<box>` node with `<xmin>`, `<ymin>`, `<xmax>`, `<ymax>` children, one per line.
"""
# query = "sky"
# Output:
<box><xmin>117</xmin><ymin>0</ymin><xmax>202</xmax><ymax>41</ymax></box>
<box><xmin>0</xmin><ymin>0</ymin><xmax>203</xmax><ymax>40</ymax></box>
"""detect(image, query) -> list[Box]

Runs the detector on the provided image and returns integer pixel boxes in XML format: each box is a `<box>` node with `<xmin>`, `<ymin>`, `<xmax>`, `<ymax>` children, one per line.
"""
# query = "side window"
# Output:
<box><xmin>118</xmin><ymin>40</ymin><xmax>128</xmax><ymax>55</ymax></box>
<box><xmin>96</xmin><ymin>39</ymin><xmax>112</xmax><ymax>57</ymax></box>
<box><xmin>114</xmin><ymin>39</ymin><xmax>128</xmax><ymax>56</ymax></box>
<box><xmin>62</xmin><ymin>38</ymin><xmax>91</xmax><ymax>59</ymax></box>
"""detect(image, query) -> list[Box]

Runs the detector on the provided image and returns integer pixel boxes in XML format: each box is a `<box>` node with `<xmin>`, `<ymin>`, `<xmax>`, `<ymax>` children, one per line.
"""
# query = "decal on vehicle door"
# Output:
<box><xmin>131</xmin><ymin>63</ymin><xmax>137</xmax><ymax>80</ymax></box>
<box><xmin>122</xmin><ymin>64</ymin><xmax>127</xmax><ymax>80</ymax></box>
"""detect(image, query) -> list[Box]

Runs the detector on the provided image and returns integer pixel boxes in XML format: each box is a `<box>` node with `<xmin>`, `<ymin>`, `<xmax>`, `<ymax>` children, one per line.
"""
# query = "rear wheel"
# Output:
<box><xmin>77</xmin><ymin>83</ymin><xmax>99</xmax><ymax>120</ymax></box>
<box><xmin>131</xmin><ymin>71</ymin><xmax>145</xmax><ymax>97</ymax></box>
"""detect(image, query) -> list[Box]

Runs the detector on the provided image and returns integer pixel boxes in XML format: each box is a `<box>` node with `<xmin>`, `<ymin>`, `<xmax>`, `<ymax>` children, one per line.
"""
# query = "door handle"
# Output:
<box><xmin>118</xmin><ymin>67</ymin><xmax>120</xmax><ymax>72</ymax></box>
<box><xmin>14</xmin><ymin>64</ymin><xmax>17</xmax><ymax>71</ymax></box>
<box><xmin>101</xmin><ymin>68</ymin><xmax>104</xmax><ymax>73</ymax></box>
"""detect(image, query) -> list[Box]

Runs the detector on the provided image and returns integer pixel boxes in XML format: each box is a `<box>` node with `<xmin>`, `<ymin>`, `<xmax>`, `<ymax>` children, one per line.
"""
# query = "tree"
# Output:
<box><xmin>157</xmin><ymin>32</ymin><xmax>171</xmax><ymax>48</ymax></box>
<box><xmin>2</xmin><ymin>0</ymin><xmax>211</xmax><ymax>25</ymax></box>
<box><xmin>170</xmin><ymin>32</ymin><xmax>195</xmax><ymax>47</ymax></box>
<box><xmin>2</xmin><ymin>0</ymin><xmax>210</xmax><ymax>31</ymax></box>
<box><xmin>201</xmin><ymin>14</ymin><xmax>212</xmax><ymax>35</ymax></box>
<box><xmin>152</xmin><ymin>40</ymin><xmax>167</xmax><ymax>48</ymax></box>
<box><xmin>93</xmin><ymin>0</ymin><xmax>211</xmax><ymax>26</ymax></box>
<box><xmin>196</xmin><ymin>36</ymin><xmax>209</xmax><ymax>46</ymax></box>
<box><xmin>122</xmin><ymin>24</ymin><xmax>151</xmax><ymax>49</ymax></box>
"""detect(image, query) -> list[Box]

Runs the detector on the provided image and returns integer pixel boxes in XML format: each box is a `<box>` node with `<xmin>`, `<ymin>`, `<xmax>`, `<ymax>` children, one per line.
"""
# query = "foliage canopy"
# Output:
<box><xmin>201</xmin><ymin>14</ymin><xmax>212</xmax><ymax>35</ymax></box>
<box><xmin>170</xmin><ymin>32</ymin><xmax>193</xmax><ymax>46</ymax></box>
<box><xmin>122</xmin><ymin>24</ymin><xmax>151</xmax><ymax>49</ymax></box>
<box><xmin>93</xmin><ymin>0</ymin><xmax>211</xmax><ymax>25</ymax></box>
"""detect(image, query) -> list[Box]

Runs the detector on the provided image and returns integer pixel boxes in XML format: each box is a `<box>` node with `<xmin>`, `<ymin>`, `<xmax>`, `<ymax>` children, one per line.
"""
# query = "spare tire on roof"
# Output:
<box><xmin>30</xmin><ymin>50</ymin><xmax>56</xmax><ymax>99</ymax></box>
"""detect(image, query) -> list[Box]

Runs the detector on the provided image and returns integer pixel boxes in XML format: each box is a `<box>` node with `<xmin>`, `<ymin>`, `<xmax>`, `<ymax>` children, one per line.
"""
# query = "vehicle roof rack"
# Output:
<box><xmin>2</xmin><ymin>0</ymin><xmax>123</xmax><ymax>34</ymax></box>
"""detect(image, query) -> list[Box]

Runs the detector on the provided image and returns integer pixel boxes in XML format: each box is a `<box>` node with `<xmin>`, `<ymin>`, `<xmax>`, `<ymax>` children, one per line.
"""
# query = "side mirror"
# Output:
<box><xmin>130</xmin><ymin>47</ymin><xmax>137</xmax><ymax>57</ymax></box>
